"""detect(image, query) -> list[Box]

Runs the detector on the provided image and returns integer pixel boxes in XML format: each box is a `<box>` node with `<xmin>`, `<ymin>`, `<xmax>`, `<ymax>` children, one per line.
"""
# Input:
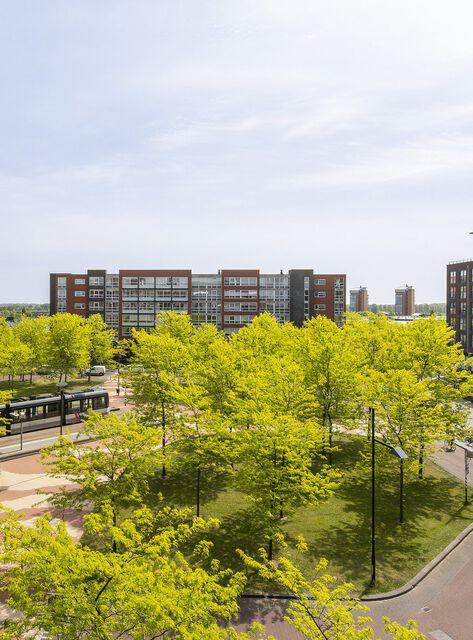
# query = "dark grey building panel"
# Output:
<box><xmin>289</xmin><ymin>269</ymin><xmax>313</xmax><ymax>327</ymax></box>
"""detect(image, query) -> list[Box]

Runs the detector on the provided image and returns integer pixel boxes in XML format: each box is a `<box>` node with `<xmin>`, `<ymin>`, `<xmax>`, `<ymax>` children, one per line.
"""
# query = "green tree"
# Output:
<box><xmin>237</xmin><ymin>413</ymin><xmax>338</xmax><ymax>560</ymax></box>
<box><xmin>0</xmin><ymin>510</ymin><xmax>269</xmax><ymax>640</ymax></box>
<box><xmin>41</xmin><ymin>412</ymin><xmax>164</xmax><ymax>541</ymax></box>
<box><xmin>300</xmin><ymin>316</ymin><xmax>362</xmax><ymax>463</ymax></box>
<box><xmin>86</xmin><ymin>314</ymin><xmax>116</xmax><ymax>379</ymax></box>
<box><xmin>154</xmin><ymin>309</ymin><xmax>195</xmax><ymax>343</ymax></box>
<box><xmin>46</xmin><ymin>313</ymin><xmax>91</xmax><ymax>381</ymax></box>
<box><xmin>0</xmin><ymin>319</ymin><xmax>33</xmax><ymax>389</ymax></box>
<box><xmin>13</xmin><ymin>315</ymin><xmax>48</xmax><ymax>382</ymax></box>
<box><xmin>127</xmin><ymin>329</ymin><xmax>189</xmax><ymax>477</ymax></box>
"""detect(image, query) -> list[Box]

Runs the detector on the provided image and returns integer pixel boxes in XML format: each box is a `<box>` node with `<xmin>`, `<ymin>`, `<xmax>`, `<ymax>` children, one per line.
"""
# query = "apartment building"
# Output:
<box><xmin>447</xmin><ymin>260</ymin><xmax>473</xmax><ymax>354</ymax></box>
<box><xmin>50</xmin><ymin>268</ymin><xmax>346</xmax><ymax>337</ymax></box>
<box><xmin>395</xmin><ymin>285</ymin><xmax>415</xmax><ymax>317</ymax></box>
<box><xmin>349</xmin><ymin>287</ymin><xmax>369</xmax><ymax>312</ymax></box>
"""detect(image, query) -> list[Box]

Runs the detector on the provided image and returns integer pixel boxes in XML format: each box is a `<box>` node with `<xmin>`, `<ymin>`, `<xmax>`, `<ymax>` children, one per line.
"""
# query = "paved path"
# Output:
<box><xmin>432</xmin><ymin>447</ymin><xmax>473</xmax><ymax>487</ymax></box>
<box><xmin>0</xmin><ymin>452</ymin><xmax>84</xmax><ymax>540</ymax></box>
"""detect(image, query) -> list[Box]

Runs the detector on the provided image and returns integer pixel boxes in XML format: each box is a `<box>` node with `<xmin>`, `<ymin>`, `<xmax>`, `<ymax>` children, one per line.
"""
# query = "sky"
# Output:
<box><xmin>1</xmin><ymin>1</ymin><xmax>473</xmax><ymax>303</ymax></box>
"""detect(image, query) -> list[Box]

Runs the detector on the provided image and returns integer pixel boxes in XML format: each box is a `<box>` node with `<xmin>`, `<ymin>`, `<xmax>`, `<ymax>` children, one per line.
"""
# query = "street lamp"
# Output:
<box><xmin>57</xmin><ymin>382</ymin><xmax>68</xmax><ymax>437</ymax></box>
<box><xmin>453</xmin><ymin>440</ymin><xmax>473</xmax><ymax>505</ymax></box>
<box><xmin>369</xmin><ymin>408</ymin><xmax>408</xmax><ymax>586</ymax></box>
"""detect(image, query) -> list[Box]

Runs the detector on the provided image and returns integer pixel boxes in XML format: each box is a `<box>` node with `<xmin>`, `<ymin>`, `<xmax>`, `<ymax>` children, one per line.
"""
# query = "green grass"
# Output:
<box><xmin>0</xmin><ymin>376</ymin><xmax>97</xmax><ymax>399</ymax></box>
<box><xmin>152</xmin><ymin>436</ymin><xmax>473</xmax><ymax>595</ymax></box>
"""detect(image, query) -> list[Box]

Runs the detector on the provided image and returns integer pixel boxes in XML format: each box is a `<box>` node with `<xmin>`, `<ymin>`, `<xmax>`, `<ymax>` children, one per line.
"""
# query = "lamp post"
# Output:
<box><xmin>57</xmin><ymin>382</ymin><xmax>68</xmax><ymax>437</ymax></box>
<box><xmin>116</xmin><ymin>364</ymin><xmax>121</xmax><ymax>396</ymax></box>
<box><xmin>454</xmin><ymin>440</ymin><xmax>473</xmax><ymax>505</ymax></box>
<box><xmin>9</xmin><ymin>409</ymin><xmax>26</xmax><ymax>451</ymax></box>
<box><xmin>369</xmin><ymin>408</ymin><xmax>408</xmax><ymax>586</ymax></box>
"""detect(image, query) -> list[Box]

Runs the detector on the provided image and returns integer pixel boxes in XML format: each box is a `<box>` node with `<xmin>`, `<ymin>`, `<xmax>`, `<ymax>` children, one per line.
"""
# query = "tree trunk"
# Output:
<box><xmin>29</xmin><ymin>372</ymin><xmax>33</xmax><ymax>384</ymax></box>
<box><xmin>112</xmin><ymin>510</ymin><xmax>118</xmax><ymax>553</ymax></box>
<box><xmin>328</xmin><ymin>415</ymin><xmax>333</xmax><ymax>466</ymax></box>
<box><xmin>196</xmin><ymin>466</ymin><xmax>201</xmax><ymax>517</ymax></box>
<box><xmin>418</xmin><ymin>442</ymin><xmax>425</xmax><ymax>480</ymax></box>
<box><xmin>268</xmin><ymin>535</ymin><xmax>273</xmax><ymax>561</ymax></box>
<box><xmin>161</xmin><ymin>401</ymin><xmax>166</xmax><ymax>478</ymax></box>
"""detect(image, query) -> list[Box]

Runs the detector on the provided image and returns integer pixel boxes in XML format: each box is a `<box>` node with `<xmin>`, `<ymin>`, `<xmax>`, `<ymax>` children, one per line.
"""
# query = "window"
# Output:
<box><xmin>74</xmin><ymin>290</ymin><xmax>86</xmax><ymax>297</ymax></box>
<box><xmin>139</xmin><ymin>302</ymin><xmax>155</xmax><ymax>311</ymax></box>
<box><xmin>314</xmin><ymin>304</ymin><xmax>326</xmax><ymax>310</ymax></box>
<box><xmin>223</xmin><ymin>276</ymin><xmax>258</xmax><ymax>286</ymax></box>
<box><xmin>449</xmin><ymin>271</ymin><xmax>457</xmax><ymax>284</ymax></box>
<box><xmin>74</xmin><ymin>303</ymin><xmax>85</xmax><ymax>309</ymax></box>
<box><xmin>89</xmin><ymin>276</ymin><xmax>104</xmax><ymax>286</ymax></box>
<box><xmin>155</xmin><ymin>277</ymin><xmax>172</xmax><ymax>288</ymax></box>
<box><xmin>224</xmin><ymin>314</ymin><xmax>254</xmax><ymax>325</ymax></box>
<box><xmin>89</xmin><ymin>289</ymin><xmax>104</xmax><ymax>298</ymax></box>
<box><xmin>461</xmin><ymin>286</ymin><xmax>467</xmax><ymax>299</ymax></box>
<box><xmin>139</xmin><ymin>277</ymin><xmax>155</xmax><ymax>287</ymax></box>
<box><xmin>223</xmin><ymin>289</ymin><xmax>257</xmax><ymax>299</ymax></box>
<box><xmin>460</xmin><ymin>269</ymin><xmax>467</xmax><ymax>283</ymax></box>
<box><xmin>314</xmin><ymin>278</ymin><xmax>326</xmax><ymax>285</ymax></box>
<box><xmin>74</xmin><ymin>278</ymin><xmax>86</xmax><ymax>285</ymax></box>
<box><xmin>172</xmin><ymin>277</ymin><xmax>189</xmax><ymax>288</ymax></box>
<box><xmin>314</xmin><ymin>291</ymin><xmax>326</xmax><ymax>298</ymax></box>
<box><xmin>224</xmin><ymin>302</ymin><xmax>258</xmax><ymax>312</ymax></box>
<box><xmin>123</xmin><ymin>277</ymin><xmax>138</xmax><ymax>287</ymax></box>
<box><xmin>89</xmin><ymin>301</ymin><xmax>104</xmax><ymax>311</ymax></box>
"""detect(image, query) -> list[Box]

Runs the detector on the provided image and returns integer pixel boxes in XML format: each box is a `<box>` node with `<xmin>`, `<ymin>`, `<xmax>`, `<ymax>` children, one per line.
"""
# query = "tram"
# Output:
<box><xmin>0</xmin><ymin>388</ymin><xmax>109</xmax><ymax>436</ymax></box>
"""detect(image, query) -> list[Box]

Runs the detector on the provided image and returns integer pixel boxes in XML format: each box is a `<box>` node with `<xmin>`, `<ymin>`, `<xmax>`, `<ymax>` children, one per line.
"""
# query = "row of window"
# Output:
<box><xmin>122</xmin><ymin>276</ymin><xmax>189</xmax><ymax>288</ymax></box>
<box><xmin>223</xmin><ymin>302</ymin><xmax>258</xmax><ymax>312</ymax></box>
<box><xmin>223</xmin><ymin>277</ymin><xmax>258</xmax><ymax>286</ymax></box>
<box><xmin>122</xmin><ymin>289</ymin><xmax>188</xmax><ymax>300</ymax></box>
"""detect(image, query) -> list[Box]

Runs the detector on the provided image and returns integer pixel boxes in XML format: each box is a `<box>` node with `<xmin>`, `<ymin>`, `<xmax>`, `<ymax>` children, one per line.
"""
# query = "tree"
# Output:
<box><xmin>237</xmin><ymin>412</ymin><xmax>338</xmax><ymax>560</ymax></box>
<box><xmin>46</xmin><ymin>313</ymin><xmax>91</xmax><ymax>381</ymax></box>
<box><xmin>300</xmin><ymin>316</ymin><xmax>362</xmax><ymax>464</ymax></box>
<box><xmin>173</xmin><ymin>405</ymin><xmax>234</xmax><ymax>518</ymax></box>
<box><xmin>0</xmin><ymin>319</ymin><xmax>33</xmax><ymax>389</ymax></box>
<box><xmin>41</xmin><ymin>412</ymin><xmax>164</xmax><ymax>540</ymax></box>
<box><xmin>13</xmin><ymin>315</ymin><xmax>48</xmax><ymax>382</ymax></box>
<box><xmin>240</xmin><ymin>554</ymin><xmax>425</xmax><ymax>640</ymax></box>
<box><xmin>154</xmin><ymin>309</ymin><xmax>195</xmax><ymax>343</ymax></box>
<box><xmin>0</xmin><ymin>510</ymin><xmax>269</xmax><ymax>640</ymax></box>
<box><xmin>86</xmin><ymin>314</ymin><xmax>116</xmax><ymax>380</ymax></box>
<box><xmin>127</xmin><ymin>329</ymin><xmax>189</xmax><ymax>477</ymax></box>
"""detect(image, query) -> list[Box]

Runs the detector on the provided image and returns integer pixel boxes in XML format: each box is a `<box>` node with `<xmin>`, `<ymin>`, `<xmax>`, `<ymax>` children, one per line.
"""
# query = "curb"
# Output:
<box><xmin>360</xmin><ymin>520</ymin><xmax>473</xmax><ymax>601</ymax></box>
<box><xmin>239</xmin><ymin>521</ymin><xmax>473</xmax><ymax>603</ymax></box>
<box><xmin>0</xmin><ymin>436</ymin><xmax>96</xmax><ymax>462</ymax></box>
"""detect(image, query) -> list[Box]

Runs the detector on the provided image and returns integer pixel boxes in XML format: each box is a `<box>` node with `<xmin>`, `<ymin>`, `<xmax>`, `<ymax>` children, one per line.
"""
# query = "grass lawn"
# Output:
<box><xmin>0</xmin><ymin>376</ymin><xmax>98</xmax><ymax>399</ymax></box>
<box><xmin>153</xmin><ymin>436</ymin><xmax>473</xmax><ymax>595</ymax></box>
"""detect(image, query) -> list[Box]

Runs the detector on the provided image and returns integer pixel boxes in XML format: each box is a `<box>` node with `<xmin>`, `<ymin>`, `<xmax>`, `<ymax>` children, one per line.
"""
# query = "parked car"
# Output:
<box><xmin>82</xmin><ymin>365</ymin><xmax>106</xmax><ymax>377</ymax></box>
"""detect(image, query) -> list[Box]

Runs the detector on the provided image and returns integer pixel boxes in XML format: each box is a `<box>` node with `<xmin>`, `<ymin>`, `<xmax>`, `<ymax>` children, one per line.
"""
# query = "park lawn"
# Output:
<box><xmin>154</xmin><ymin>435</ymin><xmax>473</xmax><ymax>596</ymax></box>
<box><xmin>0</xmin><ymin>376</ymin><xmax>97</xmax><ymax>399</ymax></box>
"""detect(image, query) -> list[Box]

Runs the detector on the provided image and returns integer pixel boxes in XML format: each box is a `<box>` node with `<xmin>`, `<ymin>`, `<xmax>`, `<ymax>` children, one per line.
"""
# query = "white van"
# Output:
<box><xmin>83</xmin><ymin>365</ymin><xmax>106</xmax><ymax>376</ymax></box>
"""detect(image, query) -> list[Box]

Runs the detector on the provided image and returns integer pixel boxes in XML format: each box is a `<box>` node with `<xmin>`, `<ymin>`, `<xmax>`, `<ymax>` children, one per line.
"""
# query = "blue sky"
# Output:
<box><xmin>1</xmin><ymin>1</ymin><xmax>473</xmax><ymax>303</ymax></box>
